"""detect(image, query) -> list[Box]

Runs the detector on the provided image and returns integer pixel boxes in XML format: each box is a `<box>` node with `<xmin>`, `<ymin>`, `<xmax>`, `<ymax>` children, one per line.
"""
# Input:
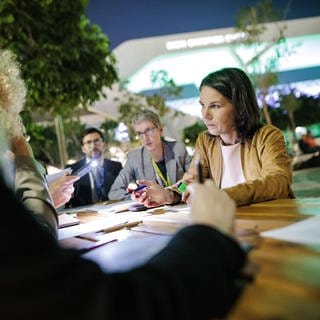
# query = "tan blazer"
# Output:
<box><xmin>184</xmin><ymin>124</ymin><xmax>294</xmax><ymax>206</ymax></box>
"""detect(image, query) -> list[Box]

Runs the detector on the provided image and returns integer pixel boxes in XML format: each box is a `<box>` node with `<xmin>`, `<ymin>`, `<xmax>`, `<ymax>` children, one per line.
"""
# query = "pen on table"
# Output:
<box><xmin>124</xmin><ymin>185</ymin><xmax>147</xmax><ymax>196</ymax></box>
<box><xmin>195</xmin><ymin>154</ymin><xmax>204</xmax><ymax>184</ymax></box>
<box><xmin>96</xmin><ymin>220</ymin><xmax>143</xmax><ymax>234</ymax></box>
<box><xmin>76</xmin><ymin>220</ymin><xmax>144</xmax><ymax>242</ymax></box>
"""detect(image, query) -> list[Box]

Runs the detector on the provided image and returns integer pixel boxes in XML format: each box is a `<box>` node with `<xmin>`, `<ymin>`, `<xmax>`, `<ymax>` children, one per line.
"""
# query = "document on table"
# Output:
<box><xmin>58</xmin><ymin>211</ymin><xmax>150</xmax><ymax>240</ymax></box>
<box><xmin>58</xmin><ymin>213</ymin><xmax>80</xmax><ymax>228</ymax></box>
<box><xmin>57</xmin><ymin>199</ymin><xmax>135</xmax><ymax>215</ymax></box>
<box><xmin>58</xmin><ymin>216</ymin><xmax>129</xmax><ymax>240</ymax></box>
<box><xmin>260</xmin><ymin>215</ymin><xmax>320</xmax><ymax>246</ymax></box>
<box><xmin>57</xmin><ymin>202</ymin><xmax>190</xmax><ymax>240</ymax></box>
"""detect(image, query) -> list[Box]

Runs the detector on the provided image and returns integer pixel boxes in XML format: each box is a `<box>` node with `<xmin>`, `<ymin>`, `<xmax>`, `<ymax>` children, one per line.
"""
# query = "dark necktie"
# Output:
<box><xmin>92</xmin><ymin>166</ymin><xmax>106</xmax><ymax>201</ymax></box>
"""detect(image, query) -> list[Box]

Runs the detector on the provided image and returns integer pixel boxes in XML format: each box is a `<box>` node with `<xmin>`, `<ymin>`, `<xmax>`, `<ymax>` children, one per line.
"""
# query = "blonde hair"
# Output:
<box><xmin>131</xmin><ymin>109</ymin><xmax>162</xmax><ymax>128</ymax></box>
<box><xmin>0</xmin><ymin>49</ymin><xmax>26</xmax><ymax>138</ymax></box>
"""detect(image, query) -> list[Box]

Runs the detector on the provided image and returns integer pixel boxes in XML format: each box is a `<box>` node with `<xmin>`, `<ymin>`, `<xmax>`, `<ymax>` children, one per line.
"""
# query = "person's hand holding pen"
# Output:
<box><xmin>124</xmin><ymin>184</ymin><xmax>147</xmax><ymax>196</ymax></box>
<box><xmin>187</xmin><ymin>179</ymin><xmax>235</xmax><ymax>235</ymax></box>
<box><xmin>131</xmin><ymin>179</ymin><xmax>175</xmax><ymax>207</ymax></box>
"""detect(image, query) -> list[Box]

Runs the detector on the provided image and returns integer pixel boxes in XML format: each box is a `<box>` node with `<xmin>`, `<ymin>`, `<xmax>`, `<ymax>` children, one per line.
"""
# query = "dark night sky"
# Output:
<box><xmin>86</xmin><ymin>0</ymin><xmax>320</xmax><ymax>49</ymax></box>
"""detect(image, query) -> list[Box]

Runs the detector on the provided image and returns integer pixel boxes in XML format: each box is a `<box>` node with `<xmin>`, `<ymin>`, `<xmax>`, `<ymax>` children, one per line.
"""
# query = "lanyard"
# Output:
<box><xmin>151</xmin><ymin>159</ymin><xmax>172</xmax><ymax>187</ymax></box>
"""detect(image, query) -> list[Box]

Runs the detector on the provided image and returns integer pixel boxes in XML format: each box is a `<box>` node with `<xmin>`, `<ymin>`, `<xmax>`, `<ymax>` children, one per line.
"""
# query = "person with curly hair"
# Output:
<box><xmin>0</xmin><ymin>49</ymin><xmax>78</xmax><ymax>214</ymax></box>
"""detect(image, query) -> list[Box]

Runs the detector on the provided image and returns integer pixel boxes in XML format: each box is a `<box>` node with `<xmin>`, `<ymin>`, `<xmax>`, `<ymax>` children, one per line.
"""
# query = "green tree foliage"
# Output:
<box><xmin>268</xmin><ymin>106</ymin><xmax>289</xmax><ymax>130</ymax></box>
<box><xmin>236</xmin><ymin>0</ymin><xmax>280</xmax><ymax>41</ymax></box>
<box><xmin>269</xmin><ymin>95</ymin><xmax>320</xmax><ymax>130</ymax></box>
<box><xmin>118</xmin><ymin>70</ymin><xmax>183</xmax><ymax>141</ymax></box>
<box><xmin>0</xmin><ymin>0</ymin><xmax>118</xmax><ymax>166</ymax></box>
<box><xmin>21</xmin><ymin>109</ymin><xmax>86</xmax><ymax>165</ymax></box>
<box><xmin>0</xmin><ymin>0</ymin><xmax>118</xmax><ymax>118</ymax></box>
<box><xmin>234</xmin><ymin>0</ymin><xmax>293</xmax><ymax>124</ymax></box>
<box><xmin>294</xmin><ymin>95</ymin><xmax>320</xmax><ymax>126</ymax></box>
<box><xmin>100</xmin><ymin>119</ymin><xmax>120</xmax><ymax>145</ymax></box>
<box><xmin>182</xmin><ymin>121</ymin><xmax>207</xmax><ymax>147</ymax></box>
<box><xmin>270</xmin><ymin>94</ymin><xmax>320</xmax><ymax>155</ymax></box>
<box><xmin>279</xmin><ymin>90</ymin><xmax>302</xmax><ymax>133</ymax></box>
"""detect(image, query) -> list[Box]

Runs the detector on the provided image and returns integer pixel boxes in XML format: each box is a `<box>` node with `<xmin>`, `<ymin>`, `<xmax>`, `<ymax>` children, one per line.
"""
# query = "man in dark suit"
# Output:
<box><xmin>65</xmin><ymin>127</ymin><xmax>122</xmax><ymax>207</ymax></box>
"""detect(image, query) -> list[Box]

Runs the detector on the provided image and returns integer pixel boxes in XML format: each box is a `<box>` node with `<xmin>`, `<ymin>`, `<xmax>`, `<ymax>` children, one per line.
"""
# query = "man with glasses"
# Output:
<box><xmin>65</xmin><ymin>127</ymin><xmax>122</xmax><ymax>207</ymax></box>
<box><xmin>108</xmin><ymin>110</ymin><xmax>191</xmax><ymax>200</ymax></box>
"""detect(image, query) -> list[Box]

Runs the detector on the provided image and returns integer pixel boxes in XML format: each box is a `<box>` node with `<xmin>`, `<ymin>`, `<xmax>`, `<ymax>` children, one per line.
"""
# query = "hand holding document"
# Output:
<box><xmin>46</xmin><ymin>168</ymin><xmax>72</xmax><ymax>185</ymax></box>
<box><xmin>47</xmin><ymin>170</ymin><xmax>79</xmax><ymax>208</ymax></box>
<box><xmin>46</xmin><ymin>161</ymin><xmax>94</xmax><ymax>184</ymax></box>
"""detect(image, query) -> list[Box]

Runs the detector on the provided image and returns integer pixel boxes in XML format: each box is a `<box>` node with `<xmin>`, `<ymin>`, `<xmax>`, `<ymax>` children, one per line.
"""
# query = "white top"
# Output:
<box><xmin>220</xmin><ymin>143</ymin><xmax>245</xmax><ymax>189</ymax></box>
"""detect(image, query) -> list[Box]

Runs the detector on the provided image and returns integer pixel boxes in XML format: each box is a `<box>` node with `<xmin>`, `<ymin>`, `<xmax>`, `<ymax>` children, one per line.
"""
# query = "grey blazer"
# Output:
<box><xmin>108</xmin><ymin>140</ymin><xmax>192</xmax><ymax>200</ymax></box>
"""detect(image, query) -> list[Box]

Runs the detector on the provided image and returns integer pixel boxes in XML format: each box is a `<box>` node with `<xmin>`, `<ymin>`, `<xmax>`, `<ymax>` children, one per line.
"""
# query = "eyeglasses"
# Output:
<box><xmin>83</xmin><ymin>138</ymin><xmax>103</xmax><ymax>146</ymax></box>
<box><xmin>135</xmin><ymin>126</ymin><xmax>157</xmax><ymax>139</ymax></box>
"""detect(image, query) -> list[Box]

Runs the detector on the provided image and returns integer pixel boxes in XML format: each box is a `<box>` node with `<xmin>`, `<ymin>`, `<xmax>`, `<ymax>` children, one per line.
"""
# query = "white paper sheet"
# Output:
<box><xmin>58</xmin><ymin>216</ymin><xmax>129</xmax><ymax>240</ymax></box>
<box><xmin>260</xmin><ymin>215</ymin><xmax>320</xmax><ymax>246</ymax></box>
<box><xmin>57</xmin><ymin>199</ymin><xmax>135</xmax><ymax>215</ymax></box>
<box><xmin>46</xmin><ymin>168</ymin><xmax>72</xmax><ymax>185</ymax></box>
<box><xmin>58</xmin><ymin>210</ymin><xmax>150</xmax><ymax>240</ymax></box>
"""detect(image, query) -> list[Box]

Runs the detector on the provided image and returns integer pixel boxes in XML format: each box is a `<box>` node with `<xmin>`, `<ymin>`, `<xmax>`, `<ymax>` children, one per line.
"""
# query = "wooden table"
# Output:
<box><xmin>229</xmin><ymin>198</ymin><xmax>320</xmax><ymax>319</ymax></box>
<box><xmin>59</xmin><ymin>198</ymin><xmax>320</xmax><ymax>319</ymax></box>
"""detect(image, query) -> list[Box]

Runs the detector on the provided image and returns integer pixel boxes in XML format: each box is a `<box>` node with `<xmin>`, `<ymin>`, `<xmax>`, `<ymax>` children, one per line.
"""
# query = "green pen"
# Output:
<box><xmin>177</xmin><ymin>181</ymin><xmax>187</xmax><ymax>193</ymax></box>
